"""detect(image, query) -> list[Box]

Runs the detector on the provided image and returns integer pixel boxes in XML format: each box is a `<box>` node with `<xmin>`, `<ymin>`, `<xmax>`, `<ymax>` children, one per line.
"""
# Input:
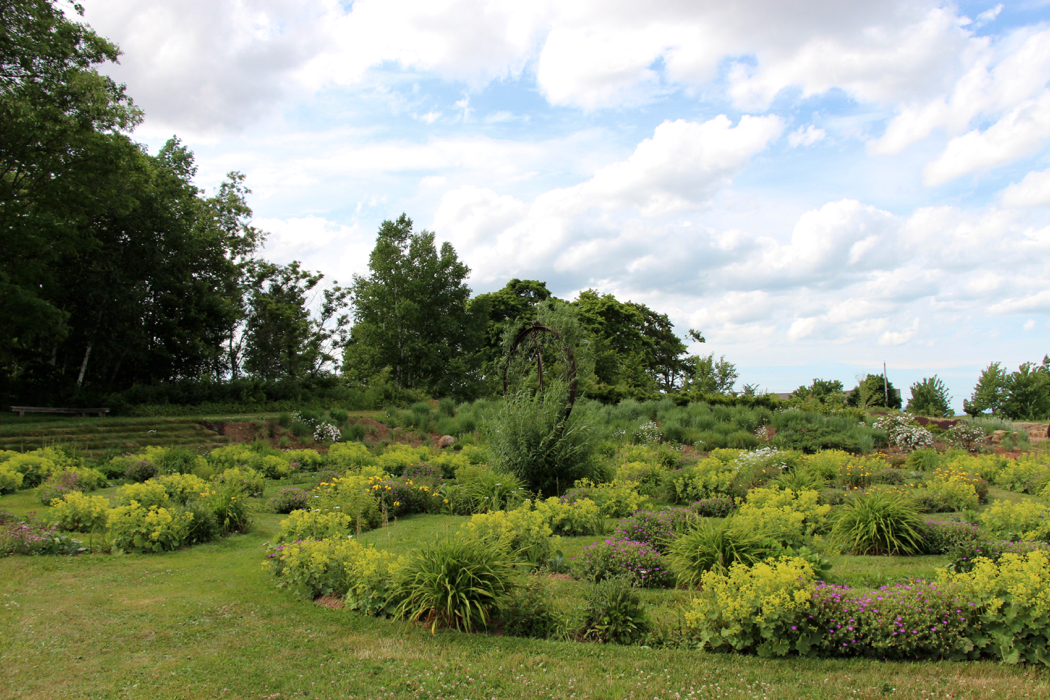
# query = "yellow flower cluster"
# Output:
<box><xmin>685</xmin><ymin>556</ymin><xmax>815</xmax><ymax>634</ymax></box>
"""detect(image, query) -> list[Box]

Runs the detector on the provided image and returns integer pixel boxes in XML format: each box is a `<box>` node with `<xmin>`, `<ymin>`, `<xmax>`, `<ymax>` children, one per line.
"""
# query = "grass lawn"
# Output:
<box><xmin>2</xmin><ymin>503</ymin><xmax>1049</xmax><ymax>700</ymax></box>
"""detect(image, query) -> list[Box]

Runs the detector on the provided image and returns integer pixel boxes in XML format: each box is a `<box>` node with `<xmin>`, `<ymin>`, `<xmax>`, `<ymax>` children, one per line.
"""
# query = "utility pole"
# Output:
<box><xmin>883</xmin><ymin>362</ymin><xmax>889</xmax><ymax>407</ymax></box>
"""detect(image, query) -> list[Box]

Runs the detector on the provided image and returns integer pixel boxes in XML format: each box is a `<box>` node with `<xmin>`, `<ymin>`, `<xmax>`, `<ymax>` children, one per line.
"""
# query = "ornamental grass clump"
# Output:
<box><xmin>395</xmin><ymin>534</ymin><xmax>517</xmax><ymax>633</ymax></box>
<box><xmin>832</xmin><ymin>490</ymin><xmax>925</xmax><ymax>555</ymax></box>
<box><xmin>668</xmin><ymin>518</ymin><xmax>778</xmax><ymax>586</ymax></box>
<box><xmin>573</xmin><ymin>537</ymin><xmax>674</xmax><ymax>588</ymax></box>
<box><xmin>612</xmin><ymin>508</ymin><xmax>694</xmax><ymax>554</ymax></box>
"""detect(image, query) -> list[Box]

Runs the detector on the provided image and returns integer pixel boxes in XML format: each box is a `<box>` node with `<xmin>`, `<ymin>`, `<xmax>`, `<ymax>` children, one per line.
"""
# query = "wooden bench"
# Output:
<box><xmin>10</xmin><ymin>406</ymin><xmax>110</xmax><ymax>418</ymax></box>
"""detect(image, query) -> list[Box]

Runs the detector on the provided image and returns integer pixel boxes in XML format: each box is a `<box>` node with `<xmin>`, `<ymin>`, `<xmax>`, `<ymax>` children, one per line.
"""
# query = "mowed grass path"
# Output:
<box><xmin>2</xmin><ymin>511</ymin><xmax>1049</xmax><ymax>700</ymax></box>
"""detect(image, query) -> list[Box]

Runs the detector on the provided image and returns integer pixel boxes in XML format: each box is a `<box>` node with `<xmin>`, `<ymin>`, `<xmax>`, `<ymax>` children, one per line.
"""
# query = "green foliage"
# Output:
<box><xmin>669</xmin><ymin>518</ymin><xmax>779</xmax><ymax>586</ymax></box>
<box><xmin>395</xmin><ymin>535</ymin><xmax>518</xmax><ymax>633</ymax></box>
<box><xmin>276</xmin><ymin>509</ymin><xmax>355</xmax><ymax>543</ymax></box>
<box><xmin>572</xmin><ymin>537</ymin><xmax>674</xmax><ymax>588</ymax></box>
<box><xmin>107</xmin><ymin>503</ymin><xmax>192</xmax><ymax>553</ymax></box>
<box><xmin>734</xmin><ymin>487</ymin><xmax>831</xmax><ymax>547</ymax></box>
<box><xmin>940</xmin><ymin>551</ymin><xmax>1050</xmax><ymax>665</ymax></box>
<box><xmin>907</xmin><ymin>375</ymin><xmax>952</xmax><ymax>417</ymax></box>
<box><xmin>325</xmin><ymin>441</ymin><xmax>374</xmax><ymax>470</ymax></box>
<box><xmin>486</xmin><ymin>385</ymin><xmax>600</xmax><ymax>496</ymax></box>
<box><xmin>115</xmin><ymin>481</ymin><xmax>171</xmax><ymax>510</ymax></box>
<box><xmin>461</xmin><ymin>507</ymin><xmax>558</xmax><ymax>565</ymax></box>
<box><xmin>499</xmin><ymin>579</ymin><xmax>563</xmax><ymax>639</ymax></box>
<box><xmin>310</xmin><ymin>475</ymin><xmax>382</xmax><ymax>531</ymax></box>
<box><xmin>614</xmin><ymin>461</ymin><xmax>667</xmax><ymax>497</ymax></box>
<box><xmin>847</xmin><ymin>373</ymin><xmax>902</xmax><ymax>409</ymax></box>
<box><xmin>564</xmin><ymin>479</ymin><xmax>643</xmax><ymax>518</ymax></box>
<box><xmin>455</xmin><ymin>464</ymin><xmax>526</xmax><ymax>513</ymax></box>
<box><xmin>580</xmin><ymin>577</ymin><xmax>650</xmax><ymax>645</ymax></box>
<box><xmin>212</xmin><ymin>467</ymin><xmax>265</xmax><ymax>497</ymax></box>
<box><xmin>979</xmin><ymin>500</ymin><xmax>1050</xmax><ymax>541</ymax></box>
<box><xmin>44</xmin><ymin>492</ymin><xmax>110</xmax><ymax>532</ymax></box>
<box><xmin>832</xmin><ymin>490</ymin><xmax>925</xmax><ymax>555</ymax></box>
<box><xmin>684</xmin><ymin>557</ymin><xmax>817</xmax><ymax>656</ymax></box>
<box><xmin>671</xmin><ymin>457</ymin><xmax>735</xmax><ymax>502</ymax></box>
<box><xmin>266</xmin><ymin>537</ymin><xmax>402</xmax><ymax>608</ymax></box>
<box><xmin>0</xmin><ymin>464</ymin><xmax>23</xmax><ymax>494</ymax></box>
<box><xmin>345</xmin><ymin>214</ymin><xmax>480</xmax><ymax>397</ymax></box>
<box><xmin>531</xmin><ymin>496</ymin><xmax>607</xmax><ymax>536</ymax></box>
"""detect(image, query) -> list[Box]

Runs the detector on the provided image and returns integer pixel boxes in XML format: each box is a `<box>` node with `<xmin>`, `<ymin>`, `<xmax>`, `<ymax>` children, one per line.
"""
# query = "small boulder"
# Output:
<box><xmin>437</xmin><ymin>435</ymin><xmax>456</xmax><ymax>449</ymax></box>
<box><xmin>991</xmin><ymin>430</ymin><xmax>1007</xmax><ymax>443</ymax></box>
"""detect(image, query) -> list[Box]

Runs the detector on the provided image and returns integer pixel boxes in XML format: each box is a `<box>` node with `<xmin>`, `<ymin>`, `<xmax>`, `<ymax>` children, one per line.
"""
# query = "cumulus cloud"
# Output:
<box><xmin>86</xmin><ymin>0</ymin><xmax>1000</xmax><ymax>133</ymax></box>
<box><xmin>1001</xmin><ymin>168</ymin><xmax>1050</xmax><ymax>208</ymax></box>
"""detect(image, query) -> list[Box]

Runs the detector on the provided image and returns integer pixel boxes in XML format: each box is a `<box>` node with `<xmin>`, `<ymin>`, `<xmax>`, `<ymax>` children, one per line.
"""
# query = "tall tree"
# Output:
<box><xmin>907</xmin><ymin>375</ymin><xmax>952</xmax><ymax>417</ymax></box>
<box><xmin>345</xmin><ymin>214</ymin><xmax>479</xmax><ymax>395</ymax></box>
<box><xmin>0</xmin><ymin>0</ymin><xmax>141</xmax><ymax>389</ymax></box>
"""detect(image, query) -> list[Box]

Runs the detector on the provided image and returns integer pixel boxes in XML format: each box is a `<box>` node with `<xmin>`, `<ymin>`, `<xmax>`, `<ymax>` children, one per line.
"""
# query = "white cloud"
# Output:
<box><xmin>1001</xmin><ymin>168</ymin><xmax>1050</xmax><ymax>207</ymax></box>
<box><xmin>923</xmin><ymin>93</ymin><xmax>1050</xmax><ymax>185</ymax></box>
<box><xmin>789</xmin><ymin>126</ymin><xmax>826</xmax><ymax>147</ymax></box>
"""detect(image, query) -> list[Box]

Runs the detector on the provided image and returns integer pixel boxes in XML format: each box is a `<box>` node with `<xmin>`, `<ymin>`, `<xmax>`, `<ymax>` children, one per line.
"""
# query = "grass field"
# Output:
<box><xmin>3</xmin><ymin>414</ymin><xmax>1050</xmax><ymax>699</ymax></box>
<box><xmin>2</xmin><ymin>503</ymin><xmax>1049</xmax><ymax>699</ymax></box>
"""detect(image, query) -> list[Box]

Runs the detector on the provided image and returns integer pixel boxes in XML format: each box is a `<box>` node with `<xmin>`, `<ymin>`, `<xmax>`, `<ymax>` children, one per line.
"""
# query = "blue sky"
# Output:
<box><xmin>82</xmin><ymin>0</ymin><xmax>1050</xmax><ymax>409</ymax></box>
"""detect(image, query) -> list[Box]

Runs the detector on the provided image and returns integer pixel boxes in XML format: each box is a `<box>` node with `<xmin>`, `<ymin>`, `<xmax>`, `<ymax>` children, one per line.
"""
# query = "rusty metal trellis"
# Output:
<box><xmin>502</xmin><ymin>321</ymin><xmax>577</xmax><ymax>424</ymax></box>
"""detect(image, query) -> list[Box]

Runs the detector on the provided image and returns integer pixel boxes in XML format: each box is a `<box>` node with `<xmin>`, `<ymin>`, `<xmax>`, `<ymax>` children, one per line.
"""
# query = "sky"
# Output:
<box><xmin>79</xmin><ymin>0</ymin><xmax>1050</xmax><ymax>410</ymax></box>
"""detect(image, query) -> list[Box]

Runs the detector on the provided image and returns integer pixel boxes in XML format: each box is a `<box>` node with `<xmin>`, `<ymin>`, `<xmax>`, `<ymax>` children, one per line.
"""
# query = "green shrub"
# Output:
<box><xmin>563</xmin><ymin>479</ymin><xmax>642</xmax><ymax>518</ymax></box>
<box><xmin>212</xmin><ymin>467</ymin><xmax>265</xmax><ymax>497</ymax></box>
<box><xmin>668</xmin><ymin>518</ymin><xmax>778</xmax><ymax>586</ymax></box>
<box><xmin>44</xmin><ymin>492</ymin><xmax>110</xmax><ymax>532</ymax></box>
<box><xmin>580</xmin><ymin>576</ymin><xmax>650</xmax><ymax>645</ymax></box>
<box><xmin>456</xmin><ymin>464</ymin><xmax>526</xmax><ymax>512</ymax></box>
<box><xmin>36</xmin><ymin>468</ymin><xmax>106</xmax><ymax>504</ymax></box>
<box><xmin>326</xmin><ymin>441</ymin><xmax>375</xmax><ymax>470</ymax></box>
<box><xmin>6</xmin><ymin>453</ymin><xmax>61</xmax><ymax>488</ymax></box>
<box><xmin>207</xmin><ymin>484</ymin><xmax>252</xmax><ymax>534</ymax></box>
<box><xmin>486</xmin><ymin>385</ymin><xmax>600</xmax><ymax>496</ymax></box>
<box><xmin>670</xmin><ymin>457</ymin><xmax>735</xmax><ymax>502</ymax></box>
<box><xmin>940</xmin><ymin>550</ymin><xmax>1050</xmax><ymax>665</ymax></box>
<box><xmin>0</xmin><ymin>465</ymin><xmax>23</xmax><ymax>494</ymax></box>
<box><xmin>500</xmin><ymin>580</ymin><xmax>563</xmax><ymax>639</ymax></box>
<box><xmin>572</xmin><ymin>537</ymin><xmax>674</xmax><ymax>588</ymax></box>
<box><xmin>532</xmin><ymin>496</ymin><xmax>607</xmax><ymax>536</ymax></box>
<box><xmin>461</xmin><ymin>507</ymin><xmax>558</xmax><ymax>565</ymax></box>
<box><xmin>182</xmin><ymin>499</ymin><xmax>220</xmax><ymax>545</ymax></box>
<box><xmin>734</xmin><ymin>487</ymin><xmax>831</xmax><ymax>547</ymax></box>
<box><xmin>108</xmin><ymin>502</ymin><xmax>192</xmax><ymax>553</ymax></box>
<box><xmin>395</xmin><ymin>535</ymin><xmax>518</xmax><ymax>633</ymax></box>
<box><xmin>832</xmin><ymin>490</ymin><xmax>925</xmax><ymax>555</ymax></box>
<box><xmin>612</xmin><ymin>507</ymin><xmax>694</xmax><ymax>554</ymax></box>
<box><xmin>683</xmin><ymin>557</ymin><xmax>817</xmax><ymax>656</ymax></box>
<box><xmin>614</xmin><ymin>461</ymin><xmax>667</xmax><ymax>497</ymax></box>
<box><xmin>266</xmin><ymin>537</ymin><xmax>402</xmax><ymax>607</ymax></box>
<box><xmin>310</xmin><ymin>475</ymin><xmax>382</xmax><ymax>531</ymax></box>
<box><xmin>152</xmin><ymin>447</ymin><xmax>207</xmax><ymax>475</ymax></box>
<box><xmin>276</xmin><ymin>509</ymin><xmax>355</xmax><ymax>543</ymax></box>
<box><xmin>979</xmin><ymin>499</ymin><xmax>1050</xmax><ymax>541</ymax></box>
<box><xmin>115</xmin><ymin>481</ymin><xmax>171</xmax><ymax>510</ymax></box>
<box><xmin>155</xmin><ymin>473</ymin><xmax>209</xmax><ymax>505</ymax></box>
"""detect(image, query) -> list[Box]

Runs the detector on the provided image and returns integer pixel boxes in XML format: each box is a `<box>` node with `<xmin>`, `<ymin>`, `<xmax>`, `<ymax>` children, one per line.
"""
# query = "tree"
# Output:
<box><xmin>907</xmin><ymin>375</ymin><xmax>952</xmax><ymax>417</ymax></box>
<box><xmin>1</xmin><ymin>0</ymin><xmax>142</xmax><ymax>390</ymax></box>
<box><xmin>242</xmin><ymin>261</ymin><xmax>349</xmax><ymax>380</ymax></box>
<box><xmin>791</xmin><ymin>378</ymin><xmax>845</xmax><ymax>405</ymax></box>
<box><xmin>468</xmin><ymin>278</ymin><xmax>551</xmax><ymax>390</ymax></box>
<box><xmin>1000</xmin><ymin>362</ymin><xmax>1050</xmax><ymax>421</ymax></box>
<box><xmin>682</xmin><ymin>354</ymin><xmax>738</xmax><ymax>395</ymax></box>
<box><xmin>345</xmin><ymin>214</ymin><xmax>479</xmax><ymax>395</ymax></box>
<box><xmin>964</xmin><ymin>362</ymin><xmax>1008</xmax><ymax>416</ymax></box>
<box><xmin>847</xmin><ymin>374</ymin><xmax>901</xmax><ymax>409</ymax></box>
